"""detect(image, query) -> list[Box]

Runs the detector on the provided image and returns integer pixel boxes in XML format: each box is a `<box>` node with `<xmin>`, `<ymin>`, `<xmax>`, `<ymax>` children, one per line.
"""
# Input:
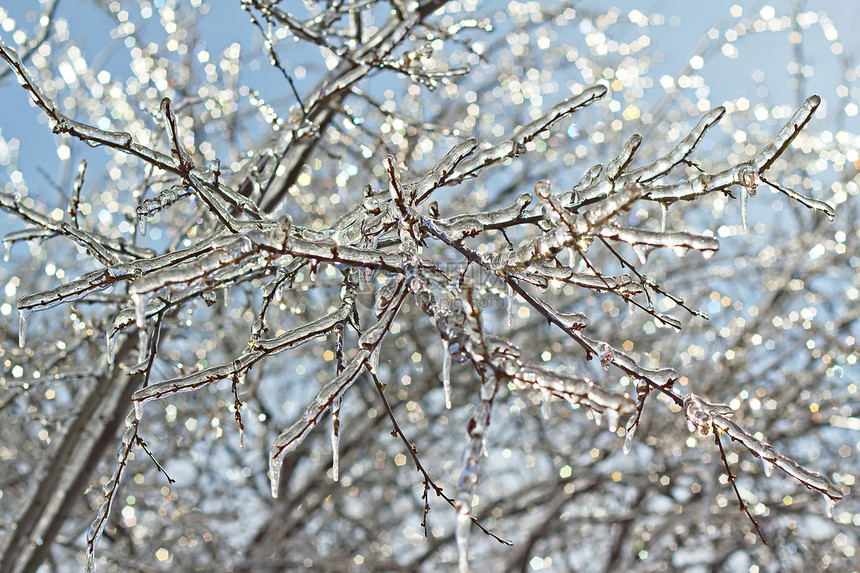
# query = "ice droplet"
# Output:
<box><xmin>137</xmin><ymin>212</ymin><xmax>148</xmax><ymax>236</ymax></box>
<box><xmin>671</xmin><ymin>245</ymin><xmax>689</xmax><ymax>258</ymax></box>
<box><xmin>331</xmin><ymin>397</ymin><xmax>342</xmax><ymax>482</ymax></box>
<box><xmin>824</xmin><ymin>495</ymin><xmax>836</xmax><ymax>519</ymax></box>
<box><xmin>18</xmin><ymin>308</ymin><xmax>30</xmax><ymax>348</ymax></box>
<box><xmin>3</xmin><ymin>240</ymin><xmax>10</xmax><ymax>262</ymax></box>
<box><xmin>740</xmin><ymin>186</ymin><xmax>749</xmax><ymax>231</ymax></box>
<box><xmin>762</xmin><ymin>458</ymin><xmax>774</xmax><ymax>478</ymax></box>
<box><xmin>442</xmin><ymin>339</ymin><xmax>452</xmax><ymax>409</ymax></box>
<box><xmin>131</xmin><ymin>293</ymin><xmax>146</xmax><ymax>329</ymax></box>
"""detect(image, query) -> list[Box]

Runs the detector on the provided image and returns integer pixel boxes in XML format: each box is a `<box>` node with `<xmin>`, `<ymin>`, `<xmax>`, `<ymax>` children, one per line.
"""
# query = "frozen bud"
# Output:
<box><xmin>535</xmin><ymin>179</ymin><xmax>552</xmax><ymax>200</ymax></box>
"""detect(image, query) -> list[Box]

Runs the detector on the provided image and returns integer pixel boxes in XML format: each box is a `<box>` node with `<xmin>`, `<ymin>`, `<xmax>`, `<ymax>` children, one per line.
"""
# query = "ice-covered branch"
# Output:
<box><xmin>268</xmin><ymin>279</ymin><xmax>407</xmax><ymax>498</ymax></box>
<box><xmin>684</xmin><ymin>394</ymin><xmax>845</xmax><ymax>509</ymax></box>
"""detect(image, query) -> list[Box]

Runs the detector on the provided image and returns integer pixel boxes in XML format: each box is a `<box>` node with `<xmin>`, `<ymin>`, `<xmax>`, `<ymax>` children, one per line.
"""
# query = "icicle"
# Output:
<box><xmin>540</xmin><ymin>387</ymin><xmax>552</xmax><ymax>419</ymax></box>
<box><xmin>740</xmin><ymin>186</ymin><xmax>749</xmax><ymax>231</ymax></box>
<box><xmin>632</xmin><ymin>244</ymin><xmax>650</xmax><ymax>265</ymax></box>
<box><xmin>137</xmin><ymin>328</ymin><xmax>149</xmax><ymax>365</ymax></box>
<box><xmin>824</xmin><ymin>495</ymin><xmax>836</xmax><ymax>519</ymax></box>
<box><xmin>762</xmin><ymin>458</ymin><xmax>774</xmax><ymax>477</ymax></box>
<box><xmin>133</xmin><ymin>400</ymin><xmax>143</xmax><ymax>420</ymax></box>
<box><xmin>331</xmin><ymin>396</ymin><xmax>342</xmax><ymax>482</ymax></box>
<box><xmin>456</xmin><ymin>510</ymin><xmax>470</xmax><ymax>573</ymax></box>
<box><xmin>623</xmin><ymin>423</ymin><xmax>636</xmax><ymax>455</ymax></box>
<box><xmin>238</xmin><ymin>425</ymin><xmax>244</xmax><ymax>449</ymax></box>
<box><xmin>506</xmin><ymin>283</ymin><xmax>514</xmax><ymax>328</ymax></box>
<box><xmin>131</xmin><ymin>293</ymin><xmax>146</xmax><ymax>328</ymax></box>
<box><xmin>3</xmin><ymin>240</ymin><xmax>10</xmax><ymax>262</ymax></box>
<box><xmin>591</xmin><ymin>410</ymin><xmax>603</xmax><ymax>427</ymax></box>
<box><xmin>18</xmin><ymin>308</ymin><xmax>30</xmax><ymax>348</ymax></box>
<box><xmin>137</xmin><ymin>212</ymin><xmax>148</xmax><ymax>236</ymax></box>
<box><xmin>269</xmin><ymin>457</ymin><xmax>282</xmax><ymax>498</ymax></box>
<box><xmin>442</xmin><ymin>339</ymin><xmax>452</xmax><ymax>409</ymax></box>
<box><xmin>106</xmin><ymin>331</ymin><xmax>117</xmax><ymax>366</ymax></box>
<box><xmin>606</xmin><ymin>409</ymin><xmax>620</xmax><ymax>433</ymax></box>
<box><xmin>660</xmin><ymin>203</ymin><xmax>668</xmax><ymax>233</ymax></box>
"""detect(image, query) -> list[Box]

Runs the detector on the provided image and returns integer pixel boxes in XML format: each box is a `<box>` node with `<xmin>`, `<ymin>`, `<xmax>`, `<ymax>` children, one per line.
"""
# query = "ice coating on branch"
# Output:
<box><xmin>753</xmin><ymin>95</ymin><xmax>820</xmax><ymax>172</ymax></box>
<box><xmin>601</xmin><ymin>227</ymin><xmax>719</xmax><ymax>257</ymax></box>
<box><xmin>160</xmin><ymin>97</ymin><xmax>194</xmax><ymax>171</ymax></box>
<box><xmin>414</xmin><ymin>137</ymin><xmax>478</xmax><ymax>203</ymax></box>
<box><xmin>447</xmin><ymin>85</ymin><xmax>607</xmax><ymax>183</ymax></box>
<box><xmin>684</xmin><ymin>393</ymin><xmax>844</xmax><ymax>504</ymax></box>
<box><xmin>605</xmin><ymin>133</ymin><xmax>642</xmax><ymax>180</ymax></box>
<box><xmin>626</xmin><ymin>106</ymin><xmax>726</xmax><ymax>182</ymax></box>
<box><xmin>598</xmin><ymin>343</ymin><xmax>614</xmax><ymax>370</ymax></box>
<box><xmin>85</xmin><ymin>415</ymin><xmax>139</xmax><ymax>573</ymax></box>
<box><xmin>557</xmin><ymin>311</ymin><xmax>588</xmax><ymax>330</ymax></box>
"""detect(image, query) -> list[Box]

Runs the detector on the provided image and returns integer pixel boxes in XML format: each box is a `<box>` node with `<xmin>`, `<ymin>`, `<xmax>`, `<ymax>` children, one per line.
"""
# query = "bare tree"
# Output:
<box><xmin>1</xmin><ymin>1</ymin><xmax>857</xmax><ymax>572</ymax></box>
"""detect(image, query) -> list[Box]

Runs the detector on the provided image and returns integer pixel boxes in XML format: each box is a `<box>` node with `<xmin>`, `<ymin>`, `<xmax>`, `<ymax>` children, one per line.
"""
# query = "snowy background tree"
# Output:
<box><xmin>0</xmin><ymin>1</ymin><xmax>857</xmax><ymax>571</ymax></box>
